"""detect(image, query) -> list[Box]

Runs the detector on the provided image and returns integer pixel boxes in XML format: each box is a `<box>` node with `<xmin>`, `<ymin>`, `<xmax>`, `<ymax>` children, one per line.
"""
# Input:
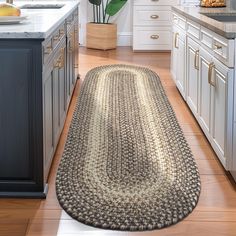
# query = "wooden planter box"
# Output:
<box><xmin>86</xmin><ymin>23</ymin><xmax>117</xmax><ymax>50</ymax></box>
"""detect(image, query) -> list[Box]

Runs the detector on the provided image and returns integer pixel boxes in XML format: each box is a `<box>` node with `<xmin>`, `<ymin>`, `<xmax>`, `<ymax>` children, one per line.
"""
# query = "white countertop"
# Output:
<box><xmin>0</xmin><ymin>1</ymin><xmax>80</xmax><ymax>39</ymax></box>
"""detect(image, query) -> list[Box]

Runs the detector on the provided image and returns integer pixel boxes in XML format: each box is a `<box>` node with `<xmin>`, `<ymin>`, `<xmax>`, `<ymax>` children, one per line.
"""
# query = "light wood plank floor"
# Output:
<box><xmin>1</xmin><ymin>47</ymin><xmax>236</xmax><ymax>236</ymax></box>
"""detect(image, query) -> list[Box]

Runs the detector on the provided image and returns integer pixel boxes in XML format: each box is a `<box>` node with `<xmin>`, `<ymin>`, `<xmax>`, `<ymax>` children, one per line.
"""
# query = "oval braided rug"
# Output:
<box><xmin>56</xmin><ymin>64</ymin><xmax>201</xmax><ymax>231</ymax></box>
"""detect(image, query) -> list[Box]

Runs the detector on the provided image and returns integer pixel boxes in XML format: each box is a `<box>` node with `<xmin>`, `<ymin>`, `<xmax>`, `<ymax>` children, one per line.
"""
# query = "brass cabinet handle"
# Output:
<box><xmin>44</xmin><ymin>45</ymin><xmax>53</xmax><ymax>54</ymax></box>
<box><xmin>194</xmin><ymin>49</ymin><xmax>199</xmax><ymax>70</ymax></box>
<box><xmin>208</xmin><ymin>62</ymin><xmax>215</xmax><ymax>87</ymax></box>
<box><xmin>54</xmin><ymin>47</ymin><xmax>65</xmax><ymax>69</ymax></box>
<box><xmin>150</xmin><ymin>35</ymin><xmax>159</xmax><ymax>39</ymax></box>
<box><xmin>150</xmin><ymin>15</ymin><xmax>159</xmax><ymax>19</ymax></box>
<box><xmin>214</xmin><ymin>44</ymin><xmax>222</xmax><ymax>50</ymax></box>
<box><xmin>53</xmin><ymin>34</ymin><xmax>60</xmax><ymax>41</ymax></box>
<box><xmin>174</xmin><ymin>32</ymin><xmax>179</xmax><ymax>49</ymax></box>
<box><xmin>59</xmin><ymin>29</ymin><xmax>65</xmax><ymax>36</ymax></box>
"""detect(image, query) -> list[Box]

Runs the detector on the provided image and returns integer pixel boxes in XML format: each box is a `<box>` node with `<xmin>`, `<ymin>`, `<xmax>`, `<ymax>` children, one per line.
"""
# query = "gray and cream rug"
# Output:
<box><xmin>56</xmin><ymin>64</ymin><xmax>201</xmax><ymax>231</ymax></box>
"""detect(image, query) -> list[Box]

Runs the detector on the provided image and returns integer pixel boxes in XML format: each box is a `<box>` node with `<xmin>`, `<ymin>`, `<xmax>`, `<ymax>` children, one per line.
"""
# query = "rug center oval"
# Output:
<box><xmin>56</xmin><ymin>65</ymin><xmax>201</xmax><ymax>231</ymax></box>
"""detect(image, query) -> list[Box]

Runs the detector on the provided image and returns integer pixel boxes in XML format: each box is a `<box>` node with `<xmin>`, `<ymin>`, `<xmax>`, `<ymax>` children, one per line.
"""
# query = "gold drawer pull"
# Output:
<box><xmin>44</xmin><ymin>46</ymin><xmax>53</xmax><ymax>54</ymax></box>
<box><xmin>59</xmin><ymin>29</ymin><xmax>65</xmax><ymax>35</ymax></box>
<box><xmin>208</xmin><ymin>62</ymin><xmax>215</xmax><ymax>87</ymax></box>
<box><xmin>53</xmin><ymin>34</ymin><xmax>60</xmax><ymax>41</ymax></box>
<box><xmin>174</xmin><ymin>32</ymin><xmax>179</xmax><ymax>49</ymax></box>
<box><xmin>214</xmin><ymin>44</ymin><xmax>222</xmax><ymax>50</ymax></box>
<box><xmin>150</xmin><ymin>35</ymin><xmax>159</xmax><ymax>39</ymax></box>
<box><xmin>194</xmin><ymin>49</ymin><xmax>199</xmax><ymax>70</ymax></box>
<box><xmin>54</xmin><ymin>48</ymin><xmax>65</xmax><ymax>69</ymax></box>
<box><xmin>150</xmin><ymin>15</ymin><xmax>159</xmax><ymax>19</ymax></box>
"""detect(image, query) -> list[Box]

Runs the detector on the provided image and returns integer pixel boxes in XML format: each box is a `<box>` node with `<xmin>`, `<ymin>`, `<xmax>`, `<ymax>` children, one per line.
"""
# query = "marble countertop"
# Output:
<box><xmin>0</xmin><ymin>1</ymin><xmax>80</xmax><ymax>39</ymax></box>
<box><xmin>172</xmin><ymin>6</ymin><xmax>236</xmax><ymax>39</ymax></box>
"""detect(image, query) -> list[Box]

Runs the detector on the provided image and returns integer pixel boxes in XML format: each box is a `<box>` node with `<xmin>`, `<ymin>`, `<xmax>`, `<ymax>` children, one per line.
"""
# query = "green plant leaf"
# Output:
<box><xmin>105</xmin><ymin>0</ymin><xmax>127</xmax><ymax>16</ymax></box>
<box><xmin>89</xmin><ymin>0</ymin><xmax>102</xmax><ymax>6</ymax></box>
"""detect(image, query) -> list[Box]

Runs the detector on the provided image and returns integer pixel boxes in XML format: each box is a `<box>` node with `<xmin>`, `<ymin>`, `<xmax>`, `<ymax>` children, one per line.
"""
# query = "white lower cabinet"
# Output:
<box><xmin>198</xmin><ymin>47</ymin><xmax>212</xmax><ymax>138</ymax></box>
<box><xmin>198</xmin><ymin>47</ymin><xmax>233</xmax><ymax>169</ymax></box>
<box><xmin>210</xmin><ymin>59</ymin><xmax>233</xmax><ymax>168</ymax></box>
<box><xmin>171</xmin><ymin>11</ymin><xmax>235</xmax><ymax>171</ymax></box>
<box><xmin>171</xmin><ymin>26</ymin><xmax>186</xmax><ymax>98</ymax></box>
<box><xmin>186</xmin><ymin>37</ymin><xmax>199</xmax><ymax>116</ymax></box>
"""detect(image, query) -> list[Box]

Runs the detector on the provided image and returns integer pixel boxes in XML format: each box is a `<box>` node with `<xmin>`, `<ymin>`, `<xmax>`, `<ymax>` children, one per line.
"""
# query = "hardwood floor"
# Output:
<box><xmin>1</xmin><ymin>47</ymin><xmax>236</xmax><ymax>236</ymax></box>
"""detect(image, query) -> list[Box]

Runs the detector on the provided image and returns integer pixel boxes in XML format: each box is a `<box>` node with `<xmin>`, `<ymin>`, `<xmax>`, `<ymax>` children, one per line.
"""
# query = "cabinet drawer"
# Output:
<box><xmin>43</xmin><ymin>22</ymin><xmax>66</xmax><ymax>64</ymax></box>
<box><xmin>133</xmin><ymin>27</ymin><xmax>171</xmax><ymax>50</ymax></box>
<box><xmin>200</xmin><ymin>28</ymin><xmax>213</xmax><ymax>49</ymax></box>
<box><xmin>134</xmin><ymin>0</ymin><xmax>178</xmax><ymax>5</ymax></box>
<box><xmin>52</xmin><ymin>24</ymin><xmax>66</xmax><ymax>49</ymax></box>
<box><xmin>200</xmin><ymin>27</ymin><xmax>234</xmax><ymax>67</ymax></box>
<box><xmin>134</xmin><ymin>6</ymin><xmax>171</xmax><ymax>26</ymax></box>
<box><xmin>172</xmin><ymin>12</ymin><xmax>186</xmax><ymax>30</ymax></box>
<box><xmin>213</xmin><ymin>35</ymin><xmax>234</xmax><ymax>67</ymax></box>
<box><xmin>187</xmin><ymin>20</ymin><xmax>200</xmax><ymax>40</ymax></box>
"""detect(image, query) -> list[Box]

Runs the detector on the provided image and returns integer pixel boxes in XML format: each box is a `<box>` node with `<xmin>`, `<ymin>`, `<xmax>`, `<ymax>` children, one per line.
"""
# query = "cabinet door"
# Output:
<box><xmin>171</xmin><ymin>30</ymin><xmax>178</xmax><ymax>82</ymax></box>
<box><xmin>198</xmin><ymin>48</ymin><xmax>212</xmax><ymax>138</ymax></box>
<box><xmin>186</xmin><ymin>37</ymin><xmax>199</xmax><ymax>117</ymax></box>
<box><xmin>53</xmin><ymin>45</ymin><xmax>67</xmax><ymax>146</ymax></box>
<box><xmin>58</xmin><ymin>47</ymin><xmax>67</xmax><ymax>132</ymax></box>
<box><xmin>73</xmin><ymin>19</ymin><xmax>79</xmax><ymax>83</ymax></box>
<box><xmin>176</xmin><ymin>36</ymin><xmax>186</xmax><ymax>99</ymax></box>
<box><xmin>210</xmin><ymin>59</ymin><xmax>232</xmax><ymax>168</ymax></box>
<box><xmin>43</xmin><ymin>68</ymin><xmax>54</xmax><ymax>179</ymax></box>
<box><xmin>66</xmin><ymin>34</ymin><xmax>74</xmax><ymax>108</ymax></box>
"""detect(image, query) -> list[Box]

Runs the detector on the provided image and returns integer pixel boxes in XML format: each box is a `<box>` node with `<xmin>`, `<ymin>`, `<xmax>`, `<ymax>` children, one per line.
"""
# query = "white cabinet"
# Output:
<box><xmin>198</xmin><ymin>47</ymin><xmax>212</xmax><ymax>138</ymax></box>
<box><xmin>133</xmin><ymin>0</ymin><xmax>179</xmax><ymax>51</ymax></box>
<box><xmin>171</xmin><ymin>10</ymin><xmax>235</xmax><ymax>171</ymax></box>
<box><xmin>171</xmin><ymin>22</ymin><xmax>186</xmax><ymax>99</ymax></box>
<box><xmin>210</xmin><ymin>59</ymin><xmax>233</xmax><ymax>168</ymax></box>
<box><xmin>198</xmin><ymin>47</ymin><xmax>234</xmax><ymax>169</ymax></box>
<box><xmin>176</xmin><ymin>33</ymin><xmax>186</xmax><ymax>98</ymax></box>
<box><xmin>186</xmin><ymin>37</ymin><xmax>199</xmax><ymax>116</ymax></box>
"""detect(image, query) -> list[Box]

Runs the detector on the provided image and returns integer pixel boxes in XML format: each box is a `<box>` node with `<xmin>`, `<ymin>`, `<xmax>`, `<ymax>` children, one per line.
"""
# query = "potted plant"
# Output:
<box><xmin>87</xmin><ymin>0</ymin><xmax>127</xmax><ymax>50</ymax></box>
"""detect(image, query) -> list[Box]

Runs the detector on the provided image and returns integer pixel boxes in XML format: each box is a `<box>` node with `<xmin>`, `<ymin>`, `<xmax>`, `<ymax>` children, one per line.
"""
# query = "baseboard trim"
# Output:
<box><xmin>117</xmin><ymin>32</ymin><xmax>132</xmax><ymax>47</ymax></box>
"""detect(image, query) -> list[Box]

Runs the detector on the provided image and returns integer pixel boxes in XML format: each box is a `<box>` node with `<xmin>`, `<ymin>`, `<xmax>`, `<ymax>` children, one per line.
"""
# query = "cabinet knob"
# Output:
<box><xmin>150</xmin><ymin>35</ymin><xmax>159</xmax><ymax>39</ymax></box>
<box><xmin>150</xmin><ymin>15</ymin><xmax>159</xmax><ymax>19</ymax></box>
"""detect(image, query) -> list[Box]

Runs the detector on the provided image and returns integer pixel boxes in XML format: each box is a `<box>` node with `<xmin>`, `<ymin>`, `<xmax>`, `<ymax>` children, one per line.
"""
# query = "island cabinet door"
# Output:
<box><xmin>73</xmin><ymin>18</ymin><xmax>79</xmax><ymax>83</ymax></box>
<box><xmin>52</xmin><ymin>43</ymin><xmax>67</xmax><ymax>149</ymax></box>
<box><xmin>58</xmin><ymin>46</ymin><xmax>67</xmax><ymax>133</ymax></box>
<box><xmin>198</xmin><ymin>47</ymin><xmax>212</xmax><ymax>140</ymax></box>
<box><xmin>186</xmin><ymin>37</ymin><xmax>200</xmax><ymax>118</ymax></box>
<box><xmin>0</xmin><ymin>40</ymin><xmax>44</xmax><ymax>196</ymax></box>
<box><xmin>43</xmin><ymin>63</ymin><xmax>54</xmax><ymax>180</ymax></box>
<box><xmin>66</xmin><ymin>33</ymin><xmax>74</xmax><ymax>108</ymax></box>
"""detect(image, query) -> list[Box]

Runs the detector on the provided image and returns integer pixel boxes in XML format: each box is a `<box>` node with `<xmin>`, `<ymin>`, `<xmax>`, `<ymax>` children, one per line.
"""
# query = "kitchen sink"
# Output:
<box><xmin>201</xmin><ymin>13</ymin><xmax>236</xmax><ymax>22</ymax></box>
<box><xmin>20</xmin><ymin>4</ymin><xmax>65</xmax><ymax>9</ymax></box>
